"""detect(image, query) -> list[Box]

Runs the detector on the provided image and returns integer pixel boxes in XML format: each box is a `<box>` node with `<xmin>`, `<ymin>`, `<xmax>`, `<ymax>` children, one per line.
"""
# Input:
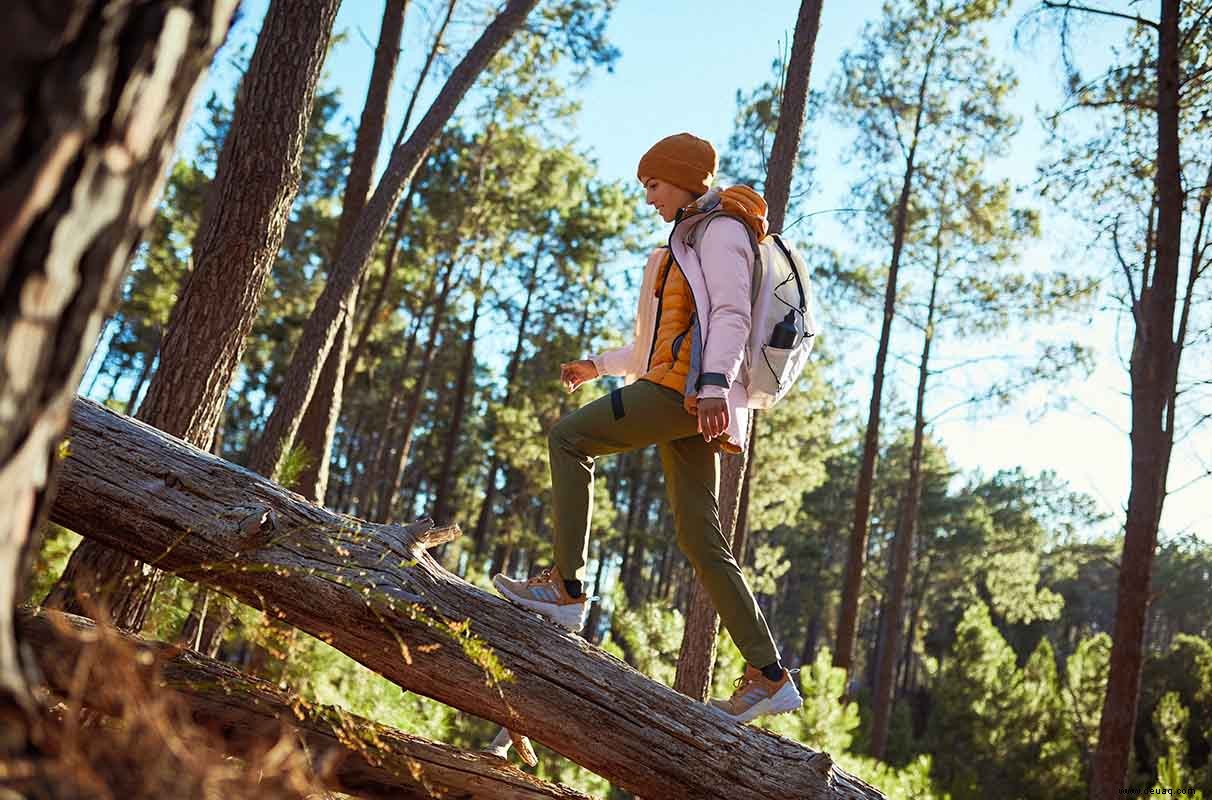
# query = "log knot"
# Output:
<box><xmin>808</xmin><ymin>750</ymin><xmax>835</xmax><ymax>778</ymax></box>
<box><xmin>234</xmin><ymin>505</ymin><xmax>276</xmax><ymax>551</ymax></box>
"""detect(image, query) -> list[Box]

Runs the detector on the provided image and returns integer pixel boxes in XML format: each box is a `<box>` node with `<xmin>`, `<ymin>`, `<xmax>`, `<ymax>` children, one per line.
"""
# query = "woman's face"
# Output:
<box><xmin>643</xmin><ymin>177</ymin><xmax>696</xmax><ymax>223</ymax></box>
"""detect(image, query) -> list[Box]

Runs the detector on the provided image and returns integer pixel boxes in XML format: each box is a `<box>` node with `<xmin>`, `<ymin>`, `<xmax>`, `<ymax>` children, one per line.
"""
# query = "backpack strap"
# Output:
<box><xmin>684</xmin><ymin>210</ymin><xmax>763</xmax><ymax>308</ymax></box>
<box><xmin>769</xmin><ymin>234</ymin><xmax>807</xmax><ymax>312</ymax></box>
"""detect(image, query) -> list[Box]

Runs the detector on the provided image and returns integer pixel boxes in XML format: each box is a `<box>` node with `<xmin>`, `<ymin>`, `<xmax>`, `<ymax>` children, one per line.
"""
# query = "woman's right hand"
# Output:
<box><xmin>560</xmin><ymin>359</ymin><xmax>599</xmax><ymax>393</ymax></box>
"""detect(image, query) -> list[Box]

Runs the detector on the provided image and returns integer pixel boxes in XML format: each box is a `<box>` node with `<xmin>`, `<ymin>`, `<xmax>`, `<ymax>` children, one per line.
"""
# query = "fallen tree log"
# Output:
<box><xmin>50</xmin><ymin>398</ymin><xmax>887</xmax><ymax>800</ymax></box>
<box><xmin>19</xmin><ymin>607</ymin><xmax>592</xmax><ymax>800</ymax></box>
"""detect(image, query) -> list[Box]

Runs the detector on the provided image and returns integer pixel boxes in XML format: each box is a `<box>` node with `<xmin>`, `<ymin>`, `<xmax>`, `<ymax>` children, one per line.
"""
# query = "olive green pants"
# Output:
<box><xmin>548</xmin><ymin>379</ymin><xmax>779</xmax><ymax>668</ymax></box>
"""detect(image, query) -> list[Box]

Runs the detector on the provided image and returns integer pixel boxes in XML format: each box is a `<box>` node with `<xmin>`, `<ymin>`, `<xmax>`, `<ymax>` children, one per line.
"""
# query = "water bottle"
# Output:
<box><xmin>769</xmin><ymin>311</ymin><xmax>798</xmax><ymax>349</ymax></box>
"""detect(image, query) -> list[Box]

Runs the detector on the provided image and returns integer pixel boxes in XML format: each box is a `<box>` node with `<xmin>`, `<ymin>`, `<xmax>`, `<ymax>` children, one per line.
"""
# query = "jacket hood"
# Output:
<box><xmin>683</xmin><ymin>185</ymin><xmax>769</xmax><ymax>242</ymax></box>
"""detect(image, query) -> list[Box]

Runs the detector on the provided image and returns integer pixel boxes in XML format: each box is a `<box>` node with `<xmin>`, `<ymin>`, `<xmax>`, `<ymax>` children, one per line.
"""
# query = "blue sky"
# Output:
<box><xmin>157</xmin><ymin>0</ymin><xmax>1208</xmax><ymax>542</ymax></box>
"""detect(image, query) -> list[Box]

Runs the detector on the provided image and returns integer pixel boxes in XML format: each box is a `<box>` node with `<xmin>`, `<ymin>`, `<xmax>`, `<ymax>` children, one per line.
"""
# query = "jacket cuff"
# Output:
<box><xmin>590</xmin><ymin>354</ymin><xmax>608</xmax><ymax>376</ymax></box>
<box><xmin>697</xmin><ymin>372</ymin><xmax>729</xmax><ymax>400</ymax></box>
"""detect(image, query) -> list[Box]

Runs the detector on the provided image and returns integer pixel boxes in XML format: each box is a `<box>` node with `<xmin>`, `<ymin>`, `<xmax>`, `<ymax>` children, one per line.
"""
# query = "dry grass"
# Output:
<box><xmin>1</xmin><ymin>608</ymin><xmax>334</xmax><ymax>800</ymax></box>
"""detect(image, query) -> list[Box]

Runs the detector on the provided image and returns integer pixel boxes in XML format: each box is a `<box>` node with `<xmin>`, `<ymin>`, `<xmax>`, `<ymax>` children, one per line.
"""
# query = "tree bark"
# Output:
<box><xmin>1090</xmin><ymin>2</ymin><xmax>1183</xmax><ymax>796</ymax></box>
<box><xmin>869</xmin><ymin>237</ymin><xmax>940</xmax><ymax>760</ymax></box>
<box><xmin>46</xmin><ymin>0</ymin><xmax>340</xmax><ymax>632</ymax></box>
<box><xmin>764</xmin><ymin>0</ymin><xmax>824</xmax><ymax>236</ymax></box>
<box><xmin>674</xmin><ymin>0</ymin><xmax>823</xmax><ymax>698</ymax></box>
<box><xmin>20</xmin><ymin>608</ymin><xmax>594</xmax><ymax>800</ymax></box>
<box><xmin>51</xmin><ymin>398</ymin><xmax>887</xmax><ymax>800</ymax></box>
<box><xmin>835</xmin><ymin>48</ymin><xmax>934</xmax><ymax>677</ymax></box>
<box><xmin>344</xmin><ymin>0</ymin><xmax>458</xmax><ymax>388</ymax></box>
<box><xmin>249</xmin><ymin>0</ymin><xmax>541</xmax><ymax>481</ymax></box>
<box><xmin>0</xmin><ymin>0</ymin><xmax>236</xmax><ymax>749</ymax></box>
<box><xmin>135</xmin><ymin>0</ymin><xmax>340</xmax><ymax>447</ymax></box>
<box><xmin>293</xmin><ymin>0</ymin><xmax>410</xmax><ymax>503</ymax></box>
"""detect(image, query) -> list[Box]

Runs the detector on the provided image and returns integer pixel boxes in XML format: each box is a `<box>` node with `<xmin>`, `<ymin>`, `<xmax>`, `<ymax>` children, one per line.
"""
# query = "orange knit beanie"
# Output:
<box><xmin>637</xmin><ymin>133</ymin><xmax>717</xmax><ymax>196</ymax></box>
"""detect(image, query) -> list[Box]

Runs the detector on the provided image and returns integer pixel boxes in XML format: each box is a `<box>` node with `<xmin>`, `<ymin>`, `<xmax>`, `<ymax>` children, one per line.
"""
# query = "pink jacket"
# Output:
<box><xmin>591</xmin><ymin>204</ymin><xmax>755</xmax><ymax>452</ymax></box>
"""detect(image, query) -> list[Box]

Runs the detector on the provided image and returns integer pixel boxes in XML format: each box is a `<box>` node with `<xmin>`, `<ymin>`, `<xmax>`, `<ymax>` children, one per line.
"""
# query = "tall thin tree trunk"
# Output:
<box><xmin>898</xmin><ymin>567</ymin><xmax>925</xmax><ymax>696</ymax></box>
<box><xmin>733</xmin><ymin>424</ymin><xmax>757</xmax><ymax>566</ymax></box>
<box><xmin>345</xmin><ymin>185</ymin><xmax>413</xmax><ymax>387</ymax></box>
<box><xmin>474</xmin><ymin>247</ymin><xmax>543</xmax><ymax>554</ymax></box>
<box><xmin>367</xmin><ymin>271</ymin><xmax>438</xmax><ymax>514</ymax></box>
<box><xmin>673</xmin><ymin>0</ymin><xmax>823</xmax><ymax>700</ymax></box>
<box><xmin>45</xmin><ymin>0</ymin><xmax>340</xmax><ymax>632</ymax></box>
<box><xmin>870</xmin><ymin>229</ymin><xmax>940</xmax><ymax>760</ymax></box>
<box><xmin>124</xmin><ymin>332</ymin><xmax>159</xmax><ymax>415</ymax></box>
<box><xmin>0</xmin><ymin>0</ymin><xmax>236</xmax><ymax>749</ymax></box>
<box><xmin>375</xmin><ymin>261</ymin><xmax>458</xmax><ymax>521</ymax></box>
<box><xmin>835</xmin><ymin>46</ymin><xmax>935</xmax><ymax>677</ymax></box>
<box><xmin>344</xmin><ymin>0</ymin><xmax>458</xmax><ymax>387</ymax></box>
<box><xmin>583</xmin><ymin>540</ymin><xmax>611</xmax><ymax>643</ymax></box>
<box><xmin>248</xmin><ymin>0</ymin><xmax>541</xmax><ymax>481</ymax></box>
<box><xmin>1090</xmin><ymin>2</ymin><xmax>1183</xmax><ymax>795</ymax></box>
<box><xmin>764</xmin><ymin>0</ymin><xmax>823</xmax><ymax>235</ymax></box>
<box><xmin>432</xmin><ymin>287</ymin><xmax>483</xmax><ymax>524</ymax></box>
<box><xmin>178</xmin><ymin>586</ymin><xmax>231</xmax><ymax>657</ymax></box>
<box><xmin>293</xmin><ymin>0</ymin><xmax>409</xmax><ymax>503</ymax></box>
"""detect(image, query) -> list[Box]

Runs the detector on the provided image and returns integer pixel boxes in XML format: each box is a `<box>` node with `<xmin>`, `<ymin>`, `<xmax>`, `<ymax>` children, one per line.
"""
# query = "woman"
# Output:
<box><xmin>493</xmin><ymin>133</ymin><xmax>802</xmax><ymax>724</ymax></box>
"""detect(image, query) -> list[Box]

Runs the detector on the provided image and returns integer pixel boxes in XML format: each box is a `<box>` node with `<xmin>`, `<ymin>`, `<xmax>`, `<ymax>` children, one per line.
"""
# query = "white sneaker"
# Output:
<box><xmin>492</xmin><ymin>566</ymin><xmax>587</xmax><ymax>631</ymax></box>
<box><xmin>710</xmin><ymin>665</ymin><xmax>803</xmax><ymax>723</ymax></box>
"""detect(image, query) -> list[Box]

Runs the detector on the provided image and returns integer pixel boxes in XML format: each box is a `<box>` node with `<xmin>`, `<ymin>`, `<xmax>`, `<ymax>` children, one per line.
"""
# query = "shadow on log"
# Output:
<box><xmin>50</xmin><ymin>398</ymin><xmax>887</xmax><ymax>800</ymax></box>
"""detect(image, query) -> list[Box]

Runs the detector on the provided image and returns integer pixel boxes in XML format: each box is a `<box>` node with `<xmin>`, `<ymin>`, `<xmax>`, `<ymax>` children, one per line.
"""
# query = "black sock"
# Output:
<box><xmin>759</xmin><ymin>662</ymin><xmax>784</xmax><ymax>681</ymax></box>
<box><xmin>563</xmin><ymin>579</ymin><xmax>584</xmax><ymax>599</ymax></box>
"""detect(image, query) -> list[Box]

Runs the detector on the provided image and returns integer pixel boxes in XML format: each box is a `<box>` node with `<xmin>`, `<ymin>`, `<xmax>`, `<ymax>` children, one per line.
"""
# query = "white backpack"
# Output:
<box><xmin>689</xmin><ymin>215</ymin><xmax>818</xmax><ymax>409</ymax></box>
<box><xmin>744</xmin><ymin>233</ymin><xmax>818</xmax><ymax>409</ymax></box>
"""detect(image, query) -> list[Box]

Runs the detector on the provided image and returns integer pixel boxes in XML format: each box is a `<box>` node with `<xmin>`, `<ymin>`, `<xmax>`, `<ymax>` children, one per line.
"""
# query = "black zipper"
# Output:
<box><xmin>646</xmin><ymin>253</ymin><xmax>673</xmax><ymax>370</ymax></box>
<box><xmin>647</xmin><ymin>208</ymin><xmax>698</xmax><ymax>371</ymax></box>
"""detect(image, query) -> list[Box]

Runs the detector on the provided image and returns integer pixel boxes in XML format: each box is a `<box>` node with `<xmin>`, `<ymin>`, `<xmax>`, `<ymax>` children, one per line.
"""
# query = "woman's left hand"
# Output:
<box><xmin>697</xmin><ymin>397</ymin><xmax>728</xmax><ymax>442</ymax></box>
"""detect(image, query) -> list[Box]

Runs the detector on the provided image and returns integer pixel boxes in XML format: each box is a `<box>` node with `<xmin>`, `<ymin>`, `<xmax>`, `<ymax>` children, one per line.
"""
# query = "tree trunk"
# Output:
<box><xmin>20</xmin><ymin>608</ymin><xmax>593</xmax><ymax>800</ymax></box>
<box><xmin>345</xmin><ymin>0</ymin><xmax>458</xmax><ymax>387</ymax></box>
<box><xmin>293</xmin><ymin>0</ymin><xmax>409</xmax><ymax>503</ymax></box>
<box><xmin>582</xmin><ymin>541</ymin><xmax>611</xmax><ymax>643</ymax></box>
<box><xmin>125</xmin><ymin>333</ymin><xmax>159</xmax><ymax>415</ymax></box>
<box><xmin>869</xmin><ymin>237</ymin><xmax>940</xmax><ymax>760</ymax></box>
<box><xmin>764</xmin><ymin>0</ymin><xmax>824</xmax><ymax>236</ymax></box>
<box><xmin>374</xmin><ymin>260</ymin><xmax>458</xmax><ymax>521</ymax></box>
<box><xmin>51</xmin><ymin>399</ymin><xmax>887</xmax><ymax>800</ymax></box>
<box><xmin>1090</xmin><ymin>2</ymin><xmax>1183</xmax><ymax>796</ymax></box>
<box><xmin>474</xmin><ymin>245</ymin><xmax>543</xmax><ymax>553</ymax></box>
<box><xmin>673</xmin><ymin>0</ymin><xmax>823</xmax><ymax>698</ymax></box>
<box><xmin>249</xmin><ymin>0</ymin><xmax>541</xmax><ymax>481</ymax></box>
<box><xmin>46</xmin><ymin>0</ymin><xmax>340</xmax><ymax>632</ymax></box>
<box><xmin>733</xmin><ymin>423</ymin><xmax>758</xmax><ymax>567</ymax></box>
<box><xmin>178</xmin><ymin>586</ymin><xmax>234</xmax><ymax>657</ymax></box>
<box><xmin>293</xmin><ymin>294</ymin><xmax>357</xmax><ymax>499</ymax></box>
<box><xmin>433</xmin><ymin>287</ymin><xmax>482</xmax><ymax>525</ymax></box>
<box><xmin>0</xmin><ymin>0</ymin><xmax>236</xmax><ymax>752</ymax></box>
<box><xmin>835</xmin><ymin>49</ymin><xmax>934</xmax><ymax>677</ymax></box>
<box><xmin>366</xmin><ymin>277</ymin><xmax>435</xmax><ymax>516</ymax></box>
<box><xmin>134</xmin><ymin>0</ymin><xmax>339</xmax><ymax>447</ymax></box>
<box><xmin>345</xmin><ymin>183</ymin><xmax>413</xmax><ymax>388</ymax></box>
